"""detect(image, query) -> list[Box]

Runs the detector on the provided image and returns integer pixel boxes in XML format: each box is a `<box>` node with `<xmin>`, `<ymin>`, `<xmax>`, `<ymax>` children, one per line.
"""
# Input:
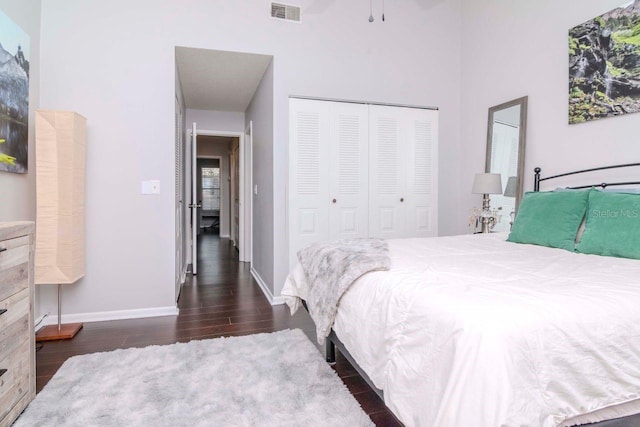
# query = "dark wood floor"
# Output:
<box><xmin>35</xmin><ymin>233</ymin><xmax>402</xmax><ymax>426</ymax></box>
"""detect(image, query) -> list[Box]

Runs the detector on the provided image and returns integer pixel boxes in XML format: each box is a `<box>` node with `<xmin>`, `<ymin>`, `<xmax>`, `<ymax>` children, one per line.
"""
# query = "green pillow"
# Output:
<box><xmin>507</xmin><ymin>189</ymin><xmax>590</xmax><ymax>250</ymax></box>
<box><xmin>577</xmin><ymin>190</ymin><xmax>640</xmax><ymax>259</ymax></box>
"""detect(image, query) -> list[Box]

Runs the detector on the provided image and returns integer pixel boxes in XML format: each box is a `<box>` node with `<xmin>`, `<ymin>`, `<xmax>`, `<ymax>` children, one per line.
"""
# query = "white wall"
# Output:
<box><xmin>39</xmin><ymin>1</ymin><xmax>178</xmax><ymax>319</ymax></box>
<box><xmin>461</xmin><ymin>0</ymin><xmax>640</xmax><ymax>215</ymax></box>
<box><xmin>0</xmin><ymin>0</ymin><xmax>40</xmax><ymax>221</ymax></box>
<box><xmin>39</xmin><ymin>0</ymin><xmax>463</xmax><ymax>316</ymax></box>
<box><xmin>246</xmin><ymin>59</ymin><xmax>274</xmax><ymax>298</ymax></box>
<box><xmin>186</xmin><ymin>109</ymin><xmax>245</xmax><ymax>133</ymax></box>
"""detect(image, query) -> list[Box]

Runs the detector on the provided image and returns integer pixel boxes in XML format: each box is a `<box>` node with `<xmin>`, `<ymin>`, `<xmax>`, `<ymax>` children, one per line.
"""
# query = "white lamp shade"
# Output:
<box><xmin>35</xmin><ymin>110</ymin><xmax>86</xmax><ymax>285</ymax></box>
<box><xmin>472</xmin><ymin>173</ymin><xmax>502</xmax><ymax>194</ymax></box>
<box><xmin>504</xmin><ymin>176</ymin><xmax>518</xmax><ymax>197</ymax></box>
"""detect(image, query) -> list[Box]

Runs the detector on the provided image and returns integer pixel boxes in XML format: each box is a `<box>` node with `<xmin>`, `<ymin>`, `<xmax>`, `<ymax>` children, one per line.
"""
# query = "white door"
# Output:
<box><xmin>368</xmin><ymin>105</ymin><xmax>406</xmax><ymax>238</ymax></box>
<box><xmin>289</xmin><ymin>98</ymin><xmax>332</xmax><ymax>268</ymax></box>
<box><xmin>289</xmin><ymin>98</ymin><xmax>369</xmax><ymax>267</ymax></box>
<box><xmin>328</xmin><ymin>102</ymin><xmax>369</xmax><ymax>241</ymax></box>
<box><xmin>289</xmin><ymin>99</ymin><xmax>438</xmax><ymax>263</ymax></box>
<box><xmin>404</xmin><ymin>107</ymin><xmax>438</xmax><ymax>237</ymax></box>
<box><xmin>369</xmin><ymin>105</ymin><xmax>438</xmax><ymax>239</ymax></box>
<box><xmin>190</xmin><ymin>122</ymin><xmax>200</xmax><ymax>275</ymax></box>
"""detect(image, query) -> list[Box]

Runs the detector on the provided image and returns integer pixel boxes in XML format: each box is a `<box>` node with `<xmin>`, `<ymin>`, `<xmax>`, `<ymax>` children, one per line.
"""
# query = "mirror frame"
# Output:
<box><xmin>484</xmin><ymin>96</ymin><xmax>528</xmax><ymax>210</ymax></box>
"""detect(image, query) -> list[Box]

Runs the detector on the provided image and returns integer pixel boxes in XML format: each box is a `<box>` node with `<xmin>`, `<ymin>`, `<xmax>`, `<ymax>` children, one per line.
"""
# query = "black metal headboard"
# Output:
<box><xmin>534</xmin><ymin>163</ymin><xmax>640</xmax><ymax>191</ymax></box>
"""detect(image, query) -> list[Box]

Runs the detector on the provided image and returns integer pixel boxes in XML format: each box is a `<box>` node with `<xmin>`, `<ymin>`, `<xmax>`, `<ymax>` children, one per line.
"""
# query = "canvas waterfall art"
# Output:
<box><xmin>0</xmin><ymin>9</ymin><xmax>29</xmax><ymax>173</ymax></box>
<box><xmin>569</xmin><ymin>0</ymin><xmax>640</xmax><ymax>124</ymax></box>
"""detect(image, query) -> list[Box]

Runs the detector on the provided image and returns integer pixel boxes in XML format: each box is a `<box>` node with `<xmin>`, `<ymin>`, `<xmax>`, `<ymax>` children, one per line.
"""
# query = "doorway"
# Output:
<box><xmin>175</xmin><ymin>47</ymin><xmax>269</xmax><ymax>281</ymax></box>
<box><xmin>187</xmin><ymin>128</ymin><xmax>250</xmax><ymax>275</ymax></box>
<box><xmin>197</xmin><ymin>158</ymin><xmax>221</xmax><ymax>235</ymax></box>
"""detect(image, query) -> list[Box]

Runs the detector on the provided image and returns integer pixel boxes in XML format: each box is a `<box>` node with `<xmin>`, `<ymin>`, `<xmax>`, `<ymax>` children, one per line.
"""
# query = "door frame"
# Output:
<box><xmin>175</xmin><ymin>96</ymin><xmax>185</xmax><ymax>301</ymax></box>
<box><xmin>245</xmin><ymin>121</ymin><xmax>253</xmax><ymax>267</ymax></box>
<box><xmin>196</xmin><ymin>156</ymin><xmax>223</xmax><ymax>236</ymax></box>
<box><xmin>230</xmin><ymin>142</ymin><xmax>240</xmax><ymax>247</ymax></box>
<box><xmin>187</xmin><ymin>128</ymin><xmax>251</xmax><ymax>263</ymax></box>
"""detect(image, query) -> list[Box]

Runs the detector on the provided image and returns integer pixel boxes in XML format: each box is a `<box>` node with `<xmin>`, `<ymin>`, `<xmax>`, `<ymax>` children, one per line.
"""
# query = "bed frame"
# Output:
<box><xmin>320</xmin><ymin>162</ymin><xmax>640</xmax><ymax>427</ymax></box>
<box><xmin>534</xmin><ymin>162</ymin><xmax>640</xmax><ymax>191</ymax></box>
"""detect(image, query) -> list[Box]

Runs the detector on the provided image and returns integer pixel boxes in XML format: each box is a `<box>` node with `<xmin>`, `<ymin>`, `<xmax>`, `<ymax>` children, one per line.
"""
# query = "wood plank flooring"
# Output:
<box><xmin>35</xmin><ymin>233</ymin><xmax>402</xmax><ymax>426</ymax></box>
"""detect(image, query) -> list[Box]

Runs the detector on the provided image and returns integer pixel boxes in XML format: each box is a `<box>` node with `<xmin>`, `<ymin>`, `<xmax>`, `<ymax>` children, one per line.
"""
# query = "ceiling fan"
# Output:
<box><xmin>304</xmin><ymin>0</ymin><xmax>441</xmax><ymax>22</ymax></box>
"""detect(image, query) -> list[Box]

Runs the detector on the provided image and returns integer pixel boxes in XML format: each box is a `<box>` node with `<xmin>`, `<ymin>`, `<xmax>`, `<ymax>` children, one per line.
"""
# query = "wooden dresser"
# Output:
<box><xmin>0</xmin><ymin>222</ymin><xmax>35</xmax><ymax>427</ymax></box>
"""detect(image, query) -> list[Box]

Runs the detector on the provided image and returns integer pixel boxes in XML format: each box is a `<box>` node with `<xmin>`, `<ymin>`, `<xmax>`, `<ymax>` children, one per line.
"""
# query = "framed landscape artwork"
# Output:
<box><xmin>0</xmin><ymin>8</ymin><xmax>30</xmax><ymax>173</ymax></box>
<box><xmin>569</xmin><ymin>0</ymin><xmax>640</xmax><ymax>124</ymax></box>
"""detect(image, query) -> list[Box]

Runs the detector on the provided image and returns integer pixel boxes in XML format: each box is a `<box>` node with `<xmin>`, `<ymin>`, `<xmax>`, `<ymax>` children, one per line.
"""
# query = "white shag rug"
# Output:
<box><xmin>15</xmin><ymin>329</ymin><xmax>374</xmax><ymax>427</ymax></box>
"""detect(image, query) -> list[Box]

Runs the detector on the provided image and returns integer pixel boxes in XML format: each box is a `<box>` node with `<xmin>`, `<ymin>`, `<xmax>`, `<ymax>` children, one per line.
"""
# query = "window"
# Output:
<box><xmin>201</xmin><ymin>167</ymin><xmax>220</xmax><ymax>210</ymax></box>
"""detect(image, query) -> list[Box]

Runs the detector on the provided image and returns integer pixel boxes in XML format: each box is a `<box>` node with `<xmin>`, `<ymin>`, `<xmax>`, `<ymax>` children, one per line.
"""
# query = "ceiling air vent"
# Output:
<box><xmin>271</xmin><ymin>2</ymin><xmax>301</xmax><ymax>22</ymax></box>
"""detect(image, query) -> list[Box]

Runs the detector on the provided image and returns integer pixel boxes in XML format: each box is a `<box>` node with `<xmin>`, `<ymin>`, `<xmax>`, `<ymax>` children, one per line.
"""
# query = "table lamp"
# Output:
<box><xmin>472</xmin><ymin>173</ymin><xmax>503</xmax><ymax>233</ymax></box>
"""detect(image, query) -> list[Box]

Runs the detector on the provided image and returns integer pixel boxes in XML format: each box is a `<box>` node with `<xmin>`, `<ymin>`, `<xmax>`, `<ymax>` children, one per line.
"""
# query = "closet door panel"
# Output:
<box><xmin>328</xmin><ymin>103</ymin><xmax>369</xmax><ymax>241</ymax></box>
<box><xmin>289</xmin><ymin>99</ymin><xmax>331</xmax><ymax>268</ymax></box>
<box><xmin>404</xmin><ymin>109</ymin><xmax>439</xmax><ymax>237</ymax></box>
<box><xmin>290</xmin><ymin>99</ymin><xmax>438</xmax><ymax>266</ymax></box>
<box><xmin>368</xmin><ymin>105</ymin><xmax>405</xmax><ymax>239</ymax></box>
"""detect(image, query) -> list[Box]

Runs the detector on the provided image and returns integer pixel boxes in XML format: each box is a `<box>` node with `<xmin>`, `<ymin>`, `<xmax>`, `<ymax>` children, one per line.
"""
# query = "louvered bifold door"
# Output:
<box><xmin>328</xmin><ymin>102</ymin><xmax>369</xmax><ymax>241</ymax></box>
<box><xmin>369</xmin><ymin>105</ymin><xmax>438</xmax><ymax>239</ymax></box>
<box><xmin>289</xmin><ymin>99</ymin><xmax>331</xmax><ymax>269</ymax></box>
<box><xmin>404</xmin><ymin>108</ymin><xmax>438</xmax><ymax>237</ymax></box>
<box><xmin>368</xmin><ymin>105</ymin><xmax>406</xmax><ymax>239</ymax></box>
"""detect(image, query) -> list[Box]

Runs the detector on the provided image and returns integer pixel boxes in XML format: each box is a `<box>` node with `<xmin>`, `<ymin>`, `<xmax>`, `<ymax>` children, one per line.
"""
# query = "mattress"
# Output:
<box><xmin>282</xmin><ymin>233</ymin><xmax>640</xmax><ymax>427</ymax></box>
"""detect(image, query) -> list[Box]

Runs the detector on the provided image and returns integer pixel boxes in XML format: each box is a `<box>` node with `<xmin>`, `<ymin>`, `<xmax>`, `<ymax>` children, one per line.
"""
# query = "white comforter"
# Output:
<box><xmin>282</xmin><ymin>233</ymin><xmax>640</xmax><ymax>427</ymax></box>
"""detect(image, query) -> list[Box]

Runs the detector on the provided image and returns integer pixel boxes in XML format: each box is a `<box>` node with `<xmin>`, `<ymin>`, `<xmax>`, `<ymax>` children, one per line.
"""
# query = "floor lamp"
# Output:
<box><xmin>34</xmin><ymin>110</ymin><xmax>86</xmax><ymax>341</ymax></box>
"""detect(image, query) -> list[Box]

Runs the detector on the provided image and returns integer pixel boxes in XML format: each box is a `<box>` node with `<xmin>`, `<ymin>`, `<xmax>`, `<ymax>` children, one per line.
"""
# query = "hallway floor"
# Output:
<box><xmin>35</xmin><ymin>234</ymin><xmax>402</xmax><ymax>426</ymax></box>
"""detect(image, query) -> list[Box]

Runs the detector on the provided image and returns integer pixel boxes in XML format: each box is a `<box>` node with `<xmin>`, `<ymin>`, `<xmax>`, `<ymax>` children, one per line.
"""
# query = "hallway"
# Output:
<box><xmin>35</xmin><ymin>235</ymin><xmax>400</xmax><ymax>425</ymax></box>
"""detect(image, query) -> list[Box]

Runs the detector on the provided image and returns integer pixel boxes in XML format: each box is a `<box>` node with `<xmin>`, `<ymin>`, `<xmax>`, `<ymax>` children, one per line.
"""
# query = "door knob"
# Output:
<box><xmin>400</xmin><ymin>198</ymin><xmax>404</xmax><ymax>202</ymax></box>
<box><xmin>332</xmin><ymin>198</ymin><xmax>337</xmax><ymax>203</ymax></box>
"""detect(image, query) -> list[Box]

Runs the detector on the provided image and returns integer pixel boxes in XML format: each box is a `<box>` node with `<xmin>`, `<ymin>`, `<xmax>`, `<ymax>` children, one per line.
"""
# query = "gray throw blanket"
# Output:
<box><xmin>297</xmin><ymin>238</ymin><xmax>391</xmax><ymax>344</ymax></box>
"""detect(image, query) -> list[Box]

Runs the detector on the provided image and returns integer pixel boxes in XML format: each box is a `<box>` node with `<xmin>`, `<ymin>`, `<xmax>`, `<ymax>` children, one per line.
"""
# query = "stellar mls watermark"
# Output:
<box><xmin>592</xmin><ymin>208</ymin><xmax>639</xmax><ymax>218</ymax></box>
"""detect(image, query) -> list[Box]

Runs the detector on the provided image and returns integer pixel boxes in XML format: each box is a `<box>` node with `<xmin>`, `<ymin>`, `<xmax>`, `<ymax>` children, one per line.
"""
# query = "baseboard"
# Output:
<box><xmin>250</xmin><ymin>267</ymin><xmax>285</xmax><ymax>306</ymax></box>
<box><xmin>39</xmin><ymin>306</ymin><xmax>179</xmax><ymax>327</ymax></box>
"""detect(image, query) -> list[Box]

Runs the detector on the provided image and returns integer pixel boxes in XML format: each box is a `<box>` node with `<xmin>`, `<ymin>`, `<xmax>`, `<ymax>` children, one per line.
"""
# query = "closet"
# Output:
<box><xmin>289</xmin><ymin>97</ymin><xmax>438</xmax><ymax>268</ymax></box>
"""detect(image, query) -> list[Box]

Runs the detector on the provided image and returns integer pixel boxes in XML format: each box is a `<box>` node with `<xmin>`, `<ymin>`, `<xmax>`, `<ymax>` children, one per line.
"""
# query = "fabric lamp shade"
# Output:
<box><xmin>35</xmin><ymin>111</ymin><xmax>86</xmax><ymax>285</ymax></box>
<box><xmin>472</xmin><ymin>173</ymin><xmax>502</xmax><ymax>194</ymax></box>
<box><xmin>504</xmin><ymin>176</ymin><xmax>518</xmax><ymax>197</ymax></box>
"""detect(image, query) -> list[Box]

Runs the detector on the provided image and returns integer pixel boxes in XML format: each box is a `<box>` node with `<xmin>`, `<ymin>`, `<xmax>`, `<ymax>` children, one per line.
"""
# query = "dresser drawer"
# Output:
<box><xmin>0</xmin><ymin>338</ymin><xmax>30</xmax><ymax>422</ymax></box>
<box><xmin>0</xmin><ymin>290</ymin><xmax>30</xmax><ymax>423</ymax></box>
<box><xmin>0</xmin><ymin>236</ymin><xmax>29</xmax><ymax>301</ymax></box>
<box><xmin>0</xmin><ymin>290</ymin><xmax>29</xmax><ymax>362</ymax></box>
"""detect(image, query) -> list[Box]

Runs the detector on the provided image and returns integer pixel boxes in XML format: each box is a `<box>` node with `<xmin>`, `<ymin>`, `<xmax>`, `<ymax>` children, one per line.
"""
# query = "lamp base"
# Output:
<box><xmin>36</xmin><ymin>323</ymin><xmax>83</xmax><ymax>342</ymax></box>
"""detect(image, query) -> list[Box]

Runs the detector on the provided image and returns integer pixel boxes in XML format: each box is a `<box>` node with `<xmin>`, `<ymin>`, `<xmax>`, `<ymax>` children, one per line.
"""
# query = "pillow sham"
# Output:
<box><xmin>576</xmin><ymin>190</ymin><xmax>640</xmax><ymax>259</ymax></box>
<box><xmin>553</xmin><ymin>188</ymin><xmax>587</xmax><ymax>242</ymax></box>
<box><xmin>507</xmin><ymin>189</ymin><xmax>590</xmax><ymax>250</ymax></box>
<box><xmin>552</xmin><ymin>187</ymin><xmax>640</xmax><ymax>242</ymax></box>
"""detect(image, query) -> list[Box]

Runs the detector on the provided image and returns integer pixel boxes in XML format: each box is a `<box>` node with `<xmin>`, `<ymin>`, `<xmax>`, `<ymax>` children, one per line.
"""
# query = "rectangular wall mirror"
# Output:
<box><xmin>485</xmin><ymin>96</ymin><xmax>528</xmax><ymax>232</ymax></box>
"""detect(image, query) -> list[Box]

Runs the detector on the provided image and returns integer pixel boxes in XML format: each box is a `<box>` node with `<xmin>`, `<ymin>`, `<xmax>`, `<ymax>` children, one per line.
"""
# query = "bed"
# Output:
<box><xmin>282</xmin><ymin>164</ymin><xmax>640</xmax><ymax>427</ymax></box>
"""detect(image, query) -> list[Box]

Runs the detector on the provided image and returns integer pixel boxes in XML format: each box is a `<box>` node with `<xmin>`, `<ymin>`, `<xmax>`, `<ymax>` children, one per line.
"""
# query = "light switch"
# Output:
<box><xmin>141</xmin><ymin>180</ymin><xmax>161</xmax><ymax>195</ymax></box>
<box><xmin>254</xmin><ymin>184</ymin><xmax>258</xmax><ymax>195</ymax></box>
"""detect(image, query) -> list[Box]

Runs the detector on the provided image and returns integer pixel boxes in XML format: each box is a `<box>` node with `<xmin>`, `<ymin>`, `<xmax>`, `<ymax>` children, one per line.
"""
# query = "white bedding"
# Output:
<box><xmin>282</xmin><ymin>233</ymin><xmax>640</xmax><ymax>427</ymax></box>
